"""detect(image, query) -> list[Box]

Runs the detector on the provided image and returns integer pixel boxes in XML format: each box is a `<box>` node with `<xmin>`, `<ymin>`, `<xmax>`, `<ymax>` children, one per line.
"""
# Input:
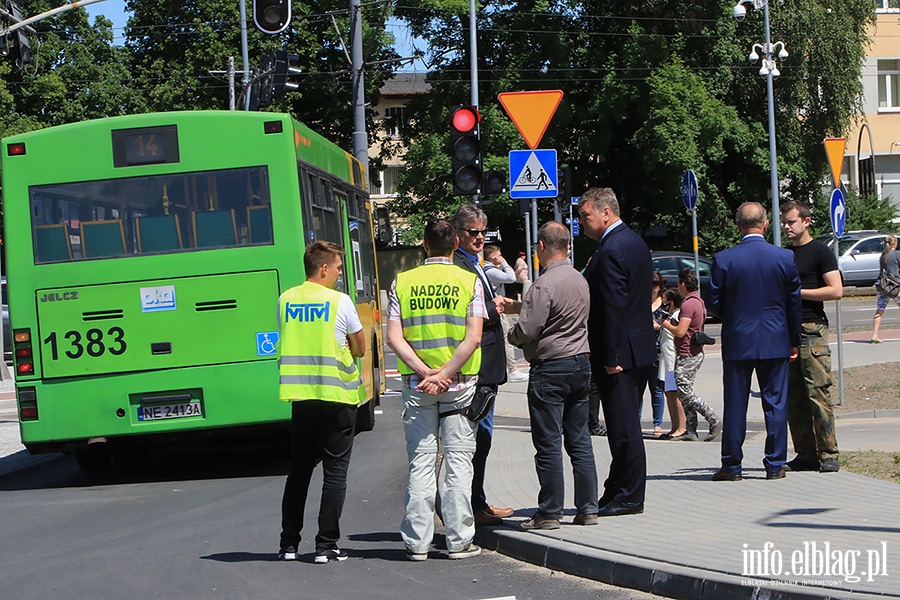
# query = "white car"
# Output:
<box><xmin>817</xmin><ymin>231</ymin><xmax>891</xmax><ymax>286</ymax></box>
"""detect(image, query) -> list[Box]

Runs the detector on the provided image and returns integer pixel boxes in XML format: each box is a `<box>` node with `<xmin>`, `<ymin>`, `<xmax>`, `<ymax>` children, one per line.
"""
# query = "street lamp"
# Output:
<box><xmin>733</xmin><ymin>0</ymin><xmax>788</xmax><ymax>246</ymax></box>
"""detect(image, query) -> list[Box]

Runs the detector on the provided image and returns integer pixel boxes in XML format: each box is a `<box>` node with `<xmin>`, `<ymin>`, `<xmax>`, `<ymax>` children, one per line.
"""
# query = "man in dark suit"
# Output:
<box><xmin>710</xmin><ymin>202</ymin><xmax>802</xmax><ymax>481</ymax></box>
<box><xmin>578</xmin><ymin>188</ymin><xmax>656</xmax><ymax>516</ymax></box>
<box><xmin>452</xmin><ymin>204</ymin><xmax>515</xmax><ymax>526</ymax></box>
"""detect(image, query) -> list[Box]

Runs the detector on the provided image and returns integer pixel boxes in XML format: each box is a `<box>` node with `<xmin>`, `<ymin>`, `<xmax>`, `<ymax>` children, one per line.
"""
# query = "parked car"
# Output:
<box><xmin>650</xmin><ymin>251</ymin><xmax>718</xmax><ymax>321</ymax></box>
<box><xmin>815</xmin><ymin>231</ymin><xmax>891</xmax><ymax>287</ymax></box>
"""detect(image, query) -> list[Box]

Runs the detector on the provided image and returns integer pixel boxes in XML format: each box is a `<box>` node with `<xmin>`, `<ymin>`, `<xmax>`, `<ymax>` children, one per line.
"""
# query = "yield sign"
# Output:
<box><xmin>823</xmin><ymin>137</ymin><xmax>846</xmax><ymax>189</ymax></box>
<box><xmin>498</xmin><ymin>90</ymin><xmax>564</xmax><ymax>149</ymax></box>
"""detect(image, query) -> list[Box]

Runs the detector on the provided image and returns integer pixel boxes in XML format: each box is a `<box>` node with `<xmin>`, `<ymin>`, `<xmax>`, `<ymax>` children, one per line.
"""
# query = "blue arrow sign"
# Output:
<box><xmin>682</xmin><ymin>169</ymin><xmax>698</xmax><ymax>210</ymax></box>
<box><xmin>830</xmin><ymin>188</ymin><xmax>846</xmax><ymax>237</ymax></box>
<box><xmin>571</xmin><ymin>217</ymin><xmax>579</xmax><ymax>237</ymax></box>
<box><xmin>509</xmin><ymin>149</ymin><xmax>558</xmax><ymax>199</ymax></box>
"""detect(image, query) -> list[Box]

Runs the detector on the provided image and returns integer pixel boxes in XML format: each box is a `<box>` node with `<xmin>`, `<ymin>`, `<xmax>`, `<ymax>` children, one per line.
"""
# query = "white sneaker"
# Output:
<box><xmin>448</xmin><ymin>544</ymin><xmax>482</xmax><ymax>560</ymax></box>
<box><xmin>507</xmin><ymin>370</ymin><xmax>528</xmax><ymax>383</ymax></box>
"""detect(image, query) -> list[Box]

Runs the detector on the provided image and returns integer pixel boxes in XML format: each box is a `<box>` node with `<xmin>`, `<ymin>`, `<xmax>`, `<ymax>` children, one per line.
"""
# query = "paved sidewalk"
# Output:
<box><xmin>475</xmin><ymin>335</ymin><xmax>900</xmax><ymax>600</ymax></box>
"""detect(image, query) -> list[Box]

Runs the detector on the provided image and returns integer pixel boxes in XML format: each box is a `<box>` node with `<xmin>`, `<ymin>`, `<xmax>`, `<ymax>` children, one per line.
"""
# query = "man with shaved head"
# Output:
<box><xmin>709</xmin><ymin>202</ymin><xmax>802</xmax><ymax>482</ymax></box>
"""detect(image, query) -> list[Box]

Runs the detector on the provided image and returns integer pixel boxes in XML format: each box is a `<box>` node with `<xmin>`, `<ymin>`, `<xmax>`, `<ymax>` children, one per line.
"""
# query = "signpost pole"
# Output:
<box><xmin>834</xmin><ymin>236</ymin><xmax>844</xmax><ymax>406</ymax></box>
<box><xmin>524</xmin><ymin>210</ymin><xmax>532</xmax><ymax>288</ymax></box>
<box><xmin>569</xmin><ymin>201</ymin><xmax>575</xmax><ymax>265</ymax></box>
<box><xmin>531</xmin><ymin>198</ymin><xmax>539</xmax><ymax>281</ymax></box>
<box><xmin>692</xmin><ymin>207</ymin><xmax>699</xmax><ymax>277</ymax></box>
<box><xmin>829</xmin><ymin>187</ymin><xmax>846</xmax><ymax>407</ymax></box>
<box><xmin>682</xmin><ymin>169</ymin><xmax>700</xmax><ymax>275</ymax></box>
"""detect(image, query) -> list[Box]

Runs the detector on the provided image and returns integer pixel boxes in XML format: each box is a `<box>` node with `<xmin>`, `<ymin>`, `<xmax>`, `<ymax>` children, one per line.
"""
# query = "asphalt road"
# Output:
<box><xmin>0</xmin><ymin>389</ymin><xmax>652</xmax><ymax>600</ymax></box>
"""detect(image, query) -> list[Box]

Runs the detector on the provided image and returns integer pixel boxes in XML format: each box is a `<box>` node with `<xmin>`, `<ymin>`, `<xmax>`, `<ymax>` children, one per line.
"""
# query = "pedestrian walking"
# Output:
<box><xmin>871</xmin><ymin>234</ymin><xmax>900</xmax><ymax>344</ymax></box>
<box><xmin>660</xmin><ymin>269</ymin><xmax>721</xmax><ymax>442</ymax></box>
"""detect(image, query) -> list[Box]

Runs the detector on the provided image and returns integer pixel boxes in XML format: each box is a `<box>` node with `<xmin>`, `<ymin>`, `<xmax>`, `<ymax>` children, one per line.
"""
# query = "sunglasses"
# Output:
<box><xmin>462</xmin><ymin>228</ymin><xmax>487</xmax><ymax>236</ymax></box>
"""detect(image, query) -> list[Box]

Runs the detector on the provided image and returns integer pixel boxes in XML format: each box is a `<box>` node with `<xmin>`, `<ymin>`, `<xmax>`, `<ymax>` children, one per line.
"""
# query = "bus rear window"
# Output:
<box><xmin>29</xmin><ymin>167</ymin><xmax>274</xmax><ymax>264</ymax></box>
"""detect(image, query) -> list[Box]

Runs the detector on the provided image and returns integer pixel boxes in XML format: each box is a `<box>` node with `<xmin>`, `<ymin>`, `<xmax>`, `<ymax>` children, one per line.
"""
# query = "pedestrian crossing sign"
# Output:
<box><xmin>509</xmin><ymin>149</ymin><xmax>558</xmax><ymax>199</ymax></box>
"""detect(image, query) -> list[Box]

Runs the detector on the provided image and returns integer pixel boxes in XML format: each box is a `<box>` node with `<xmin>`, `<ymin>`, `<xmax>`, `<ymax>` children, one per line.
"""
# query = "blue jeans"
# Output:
<box><xmin>527</xmin><ymin>354</ymin><xmax>598</xmax><ymax>519</ymax></box>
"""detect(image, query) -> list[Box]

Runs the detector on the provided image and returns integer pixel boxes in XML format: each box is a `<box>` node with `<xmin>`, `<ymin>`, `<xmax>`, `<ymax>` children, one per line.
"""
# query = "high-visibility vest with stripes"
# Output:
<box><xmin>278</xmin><ymin>281</ymin><xmax>362</xmax><ymax>405</ymax></box>
<box><xmin>395</xmin><ymin>263</ymin><xmax>481</xmax><ymax>375</ymax></box>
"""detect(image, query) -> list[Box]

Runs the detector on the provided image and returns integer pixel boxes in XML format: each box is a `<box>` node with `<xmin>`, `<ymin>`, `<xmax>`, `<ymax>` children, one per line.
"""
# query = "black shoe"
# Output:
<box><xmin>784</xmin><ymin>458</ymin><xmax>819</xmax><ymax>472</ymax></box>
<box><xmin>589</xmin><ymin>425</ymin><xmax>607</xmax><ymax>436</ymax></box>
<box><xmin>766</xmin><ymin>468</ymin><xmax>787</xmax><ymax>480</ymax></box>
<box><xmin>820</xmin><ymin>458</ymin><xmax>840</xmax><ymax>473</ymax></box>
<box><xmin>671</xmin><ymin>431</ymin><xmax>699</xmax><ymax>441</ymax></box>
<box><xmin>596</xmin><ymin>500</ymin><xmax>644</xmax><ymax>517</ymax></box>
<box><xmin>278</xmin><ymin>545</ymin><xmax>298</xmax><ymax>561</ymax></box>
<box><xmin>711</xmin><ymin>469</ymin><xmax>742</xmax><ymax>482</ymax></box>
<box><xmin>314</xmin><ymin>548</ymin><xmax>349</xmax><ymax>564</ymax></box>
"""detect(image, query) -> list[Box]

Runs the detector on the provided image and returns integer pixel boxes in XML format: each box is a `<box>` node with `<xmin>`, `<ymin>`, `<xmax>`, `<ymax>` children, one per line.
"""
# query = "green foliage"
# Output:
<box><xmin>388</xmin><ymin>0</ymin><xmax>876</xmax><ymax>255</ymax></box>
<box><xmin>808</xmin><ymin>187</ymin><xmax>899</xmax><ymax>237</ymax></box>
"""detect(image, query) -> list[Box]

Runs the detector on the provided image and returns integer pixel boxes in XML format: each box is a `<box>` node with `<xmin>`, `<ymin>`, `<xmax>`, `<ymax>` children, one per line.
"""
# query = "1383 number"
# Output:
<box><xmin>43</xmin><ymin>327</ymin><xmax>127</xmax><ymax>360</ymax></box>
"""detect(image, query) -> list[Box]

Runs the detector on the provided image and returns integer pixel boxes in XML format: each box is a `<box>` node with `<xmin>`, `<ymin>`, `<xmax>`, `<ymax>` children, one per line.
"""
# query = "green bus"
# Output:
<box><xmin>1</xmin><ymin>111</ymin><xmax>385</xmax><ymax>468</ymax></box>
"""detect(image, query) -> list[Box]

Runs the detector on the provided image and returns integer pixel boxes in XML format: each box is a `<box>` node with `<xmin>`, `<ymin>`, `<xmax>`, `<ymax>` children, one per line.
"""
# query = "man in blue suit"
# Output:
<box><xmin>579</xmin><ymin>188</ymin><xmax>657</xmax><ymax>515</ymax></box>
<box><xmin>710</xmin><ymin>202</ymin><xmax>802</xmax><ymax>481</ymax></box>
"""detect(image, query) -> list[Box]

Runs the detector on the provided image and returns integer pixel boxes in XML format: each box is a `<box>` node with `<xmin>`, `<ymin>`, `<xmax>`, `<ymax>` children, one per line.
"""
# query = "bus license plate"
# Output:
<box><xmin>138</xmin><ymin>401</ymin><xmax>202</xmax><ymax>421</ymax></box>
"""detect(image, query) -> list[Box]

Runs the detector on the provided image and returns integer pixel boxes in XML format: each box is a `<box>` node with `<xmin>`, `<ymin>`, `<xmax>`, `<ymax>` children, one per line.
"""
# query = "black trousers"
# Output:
<box><xmin>594</xmin><ymin>364</ymin><xmax>651</xmax><ymax>505</ymax></box>
<box><xmin>280</xmin><ymin>400</ymin><xmax>356</xmax><ymax>551</ymax></box>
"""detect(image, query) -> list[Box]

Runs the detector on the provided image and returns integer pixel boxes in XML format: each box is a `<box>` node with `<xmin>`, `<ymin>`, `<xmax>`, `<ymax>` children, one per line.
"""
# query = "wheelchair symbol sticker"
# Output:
<box><xmin>257</xmin><ymin>332</ymin><xmax>279</xmax><ymax>356</ymax></box>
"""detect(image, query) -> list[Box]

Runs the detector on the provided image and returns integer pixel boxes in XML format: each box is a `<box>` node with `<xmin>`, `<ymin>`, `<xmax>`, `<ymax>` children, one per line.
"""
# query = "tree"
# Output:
<box><xmin>124</xmin><ymin>0</ymin><xmax>400</xmax><ymax>150</ymax></box>
<box><xmin>389</xmin><ymin>0</ymin><xmax>875</xmax><ymax>255</ymax></box>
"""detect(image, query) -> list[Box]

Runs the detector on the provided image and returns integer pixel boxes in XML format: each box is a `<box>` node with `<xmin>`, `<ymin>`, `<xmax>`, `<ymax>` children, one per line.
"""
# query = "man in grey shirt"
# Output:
<box><xmin>508</xmin><ymin>222</ymin><xmax>598</xmax><ymax>530</ymax></box>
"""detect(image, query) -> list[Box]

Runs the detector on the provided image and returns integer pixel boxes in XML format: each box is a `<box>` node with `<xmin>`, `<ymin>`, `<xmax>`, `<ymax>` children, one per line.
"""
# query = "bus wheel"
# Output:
<box><xmin>74</xmin><ymin>442</ymin><xmax>112</xmax><ymax>471</ymax></box>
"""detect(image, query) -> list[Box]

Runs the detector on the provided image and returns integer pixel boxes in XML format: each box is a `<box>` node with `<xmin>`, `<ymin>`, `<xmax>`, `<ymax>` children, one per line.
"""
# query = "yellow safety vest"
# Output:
<box><xmin>278</xmin><ymin>281</ymin><xmax>362</xmax><ymax>405</ymax></box>
<box><xmin>395</xmin><ymin>263</ymin><xmax>481</xmax><ymax>375</ymax></box>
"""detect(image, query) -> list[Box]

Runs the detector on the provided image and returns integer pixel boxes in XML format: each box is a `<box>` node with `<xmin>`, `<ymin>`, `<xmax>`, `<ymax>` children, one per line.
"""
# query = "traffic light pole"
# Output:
<box><xmin>239</xmin><ymin>0</ymin><xmax>251</xmax><ymax>110</ymax></box>
<box><xmin>350</xmin><ymin>0</ymin><xmax>368</xmax><ymax>174</ymax></box>
<box><xmin>467</xmin><ymin>0</ymin><xmax>481</xmax><ymax>203</ymax></box>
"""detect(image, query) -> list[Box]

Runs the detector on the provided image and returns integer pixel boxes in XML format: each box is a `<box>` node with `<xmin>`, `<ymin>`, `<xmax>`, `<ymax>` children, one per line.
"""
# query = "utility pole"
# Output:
<box><xmin>239</xmin><ymin>0</ymin><xmax>251</xmax><ymax>110</ymax></box>
<box><xmin>350</xmin><ymin>0</ymin><xmax>367</xmax><ymax>176</ymax></box>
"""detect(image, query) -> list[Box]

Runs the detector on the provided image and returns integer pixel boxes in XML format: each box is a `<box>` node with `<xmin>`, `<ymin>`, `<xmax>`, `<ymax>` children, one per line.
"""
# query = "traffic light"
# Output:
<box><xmin>252</xmin><ymin>0</ymin><xmax>291</xmax><ymax>35</ymax></box>
<box><xmin>272</xmin><ymin>50</ymin><xmax>301</xmax><ymax>100</ymax></box>
<box><xmin>255</xmin><ymin>54</ymin><xmax>274</xmax><ymax>109</ymax></box>
<box><xmin>7</xmin><ymin>1</ymin><xmax>32</xmax><ymax>68</ymax></box>
<box><xmin>483</xmin><ymin>169</ymin><xmax>507</xmax><ymax>196</ymax></box>
<box><xmin>449</xmin><ymin>105</ymin><xmax>482</xmax><ymax>195</ymax></box>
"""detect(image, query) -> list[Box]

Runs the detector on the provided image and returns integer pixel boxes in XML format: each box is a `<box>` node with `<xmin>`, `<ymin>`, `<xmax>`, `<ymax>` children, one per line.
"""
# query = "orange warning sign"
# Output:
<box><xmin>498</xmin><ymin>90</ymin><xmax>564</xmax><ymax>149</ymax></box>
<box><xmin>823</xmin><ymin>137</ymin><xmax>846</xmax><ymax>189</ymax></box>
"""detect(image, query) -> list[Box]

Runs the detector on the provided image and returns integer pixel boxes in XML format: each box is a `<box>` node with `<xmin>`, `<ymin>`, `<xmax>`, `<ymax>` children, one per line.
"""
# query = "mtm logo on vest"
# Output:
<box><xmin>407</xmin><ymin>284</ymin><xmax>463</xmax><ymax>311</ymax></box>
<box><xmin>285</xmin><ymin>302</ymin><xmax>330</xmax><ymax>323</ymax></box>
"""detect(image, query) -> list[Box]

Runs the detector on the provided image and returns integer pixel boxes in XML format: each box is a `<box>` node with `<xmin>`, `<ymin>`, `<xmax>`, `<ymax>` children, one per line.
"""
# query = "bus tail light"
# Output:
<box><xmin>18</xmin><ymin>387</ymin><xmax>38</xmax><ymax>421</ymax></box>
<box><xmin>13</xmin><ymin>328</ymin><xmax>34</xmax><ymax>376</ymax></box>
<box><xmin>7</xmin><ymin>142</ymin><xmax>26</xmax><ymax>156</ymax></box>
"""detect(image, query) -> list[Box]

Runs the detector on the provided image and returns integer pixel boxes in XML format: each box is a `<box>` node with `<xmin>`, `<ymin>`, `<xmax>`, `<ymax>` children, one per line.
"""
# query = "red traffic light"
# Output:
<box><xmin>450</xmin><ymin>106</ymin><xmax>480</xmax><ymax>134</ymax></box>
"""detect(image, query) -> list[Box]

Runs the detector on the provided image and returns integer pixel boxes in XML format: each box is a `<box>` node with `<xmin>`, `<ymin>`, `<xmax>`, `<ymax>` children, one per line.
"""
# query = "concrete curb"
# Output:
<box><xmin>475</xmin><ymin>526</ymin><xmax>897</xmax><ymax>600</ymax></box>
<box><xmin>835</xmin><ymin>409</ymin><xmax>900</xmax><ymax>420</ymax></box>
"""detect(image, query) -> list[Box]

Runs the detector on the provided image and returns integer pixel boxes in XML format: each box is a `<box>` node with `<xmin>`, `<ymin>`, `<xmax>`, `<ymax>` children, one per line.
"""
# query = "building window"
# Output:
<box><xmin>369</xmin><ymin>166</ymin><xmax>402</xmax><ymax>196</ymax></box>
<box><xmin>384</xmin><ymin>107</ymin><xmax>405</xmax><ymax>139</ymax></box>
<box><xmin>878</xmin><ymin>60</ymin><xmax>900</xmax><ymax>109</ymax></box>
<box><xmin>875</xmin><ymin>0</ymin><xmax>900</xmax><ymax>11</ymax></box>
